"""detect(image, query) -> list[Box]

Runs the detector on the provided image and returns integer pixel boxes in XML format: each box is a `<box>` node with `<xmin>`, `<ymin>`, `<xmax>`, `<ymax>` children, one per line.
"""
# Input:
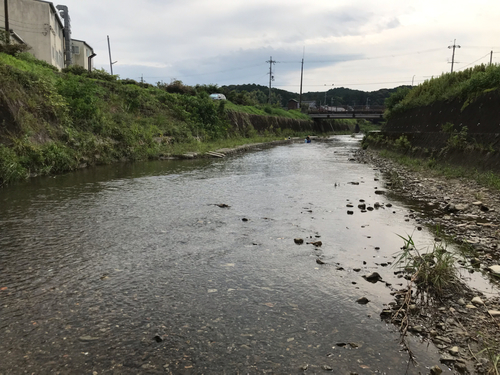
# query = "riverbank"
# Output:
<box><xmin>356</xmin><ymin>148</ymin><xmax>500</xmax><ymax>374</ymax></box>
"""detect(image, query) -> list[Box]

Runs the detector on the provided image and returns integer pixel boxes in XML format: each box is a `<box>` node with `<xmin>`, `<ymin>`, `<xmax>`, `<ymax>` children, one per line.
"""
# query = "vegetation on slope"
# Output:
<box><xmin>385</xmin><ymin>64</ymin><xmax>500</xmax><ymax>118</ymax></box>
<box><xmin>0</xmin><ymin>52</ymin><xmax>316</xmax><ymax>187</ymax></box>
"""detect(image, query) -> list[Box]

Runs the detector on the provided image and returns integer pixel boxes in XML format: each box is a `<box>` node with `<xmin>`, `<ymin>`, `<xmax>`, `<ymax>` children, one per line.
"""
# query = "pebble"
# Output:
<box><xmin>471</xmin><ymin>296</ymin><xmax>484</xmax><ymax>306</ymax></box>
<box><xmin>356</xmin><ymin>297</ymin><xmax>370</xmax><ymax>304</ymax></box>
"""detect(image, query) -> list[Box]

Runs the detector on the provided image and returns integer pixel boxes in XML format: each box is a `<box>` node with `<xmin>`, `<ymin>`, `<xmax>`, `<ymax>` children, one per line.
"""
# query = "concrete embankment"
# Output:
<box><xmin>371</xmin><ymin>89</ymin><xmax>500</xmax><ymax>171</ymax></box>
<box><xmin>383</xmin><ymin>89</ymin><xmax>500</xmax><ymax>151</ymax></box>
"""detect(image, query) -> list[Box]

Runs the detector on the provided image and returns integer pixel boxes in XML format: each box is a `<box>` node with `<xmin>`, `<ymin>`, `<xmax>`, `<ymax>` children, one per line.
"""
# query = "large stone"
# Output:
<box><xmin>488</xmin><ymin>265</ymin><xmax>500</xmax><ymax>276</ymax></box>
<box><xmin>488</xmin><ymin>310</ymin><xmax>500</xmax><ymax>317</ymax></box>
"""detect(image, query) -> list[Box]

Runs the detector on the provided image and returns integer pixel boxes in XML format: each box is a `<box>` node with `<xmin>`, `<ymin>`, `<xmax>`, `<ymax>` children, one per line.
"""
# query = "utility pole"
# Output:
<box><xmin>448</xmin><ymin>39</ymin><xmax>460</xmax><ymax>73</ymax></box>
<box><xmin>266</xmin><ymin>56</ymin><xmax>277</xmax><ymax>104</ymax></box>
<box><xmin>299</xmin><ymin>57</ymin><xmax>304</xmax><ymax>109</ymax></box>
<box><xmin>107</xmin><ymin>35</ymin><xmax>117</xmax><ymax>75</ymax></box>
<box><xmin>490</xmin><ymin>51</ymin><xmax>493</xmax><ymax>66</ymax></box>
<box><xmin>4</xmin><ymin>0</ymin><xmax>9</xmax><ymax>44</ymax></box>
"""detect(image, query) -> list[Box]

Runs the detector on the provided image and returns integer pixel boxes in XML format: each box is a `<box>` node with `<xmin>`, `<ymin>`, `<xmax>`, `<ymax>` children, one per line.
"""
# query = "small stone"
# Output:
<box><xmin>430</xmin><ymin>365</ymin><xmax>443</xmax><ymax>375</ymax></box>
<box><xmin>488</xmin><ymin>310</ymin><xmax>500</xmax><ymax>317</ymax></box>
<box><xmin>363</xmin><ymin>272</ymin><xmax>382</xmax><ymax>283</ymax></box>
<box><xmin>457</xmin><ymin>298</ymin><xmax>465</xmax><ymax>306</ymax></box>
<box><xmin>385</xmin><ymin>203</ymin><xmax>392</xmax><ymax>207</ymax></box>
<box><xmin>321</xmin><ymin>365</ymin><xmax>333</xmax><ymax>371</ymax></box>
<box><xmin>374</xmin><ymin>190</ymin><xmax>386</xmax><ymax>195</ymax></box>
<box><xmin>471</xmin><ymin>296</ymin><xmax>484</xmax><ymax>306</ymax></box>
<box><xmin>356</xmin><ymin>297</ymin><xmax>369</xmax><ymax>304</ymax></box>
<box><xmin>316</xmin><ymin>258</ymin><xmax>326</xmax><ymax>265</ymax></box>
<box><xmin>300</xmin><ymin>364</ymin><xmax>308</xmax><ymax>371</ymax></box>
<box><xmin>347</xmin><ymin>210</ymin><xmax>354</xmax><ymax>215</ymax></box>
<box><xmin>488</xmin><ymin>265</ymin><xmax>500</xmax><ymax>276</ymax></box>
<box><xmin>154</xmin><ymin>335</ymin><xmax>163</xmax><ymax>343</ymax></box>
<box><xmin>242</xmin><ymin>218</ymin><xmax>249</xmax><ymax>222</ymax></box>
<box><xmin>294</xmin><ymin>238</ymin><xmax>304</xmax><ymax>245</ymax></box>
<box><xmin>449</xmin><ymin>346</ymin><xmax>459</xmax><ymax>356</ymax></box>
<box><xmin>309</xmin><ymin>240</ymin><xmax>322</xmax><ymax>247</ymax></box>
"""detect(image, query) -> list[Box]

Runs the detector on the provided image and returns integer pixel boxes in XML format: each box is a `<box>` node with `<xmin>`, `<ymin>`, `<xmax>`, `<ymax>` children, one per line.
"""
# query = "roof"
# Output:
<box><xmin>71</xmin><ymin>39</ymin><xmax>94</xmax><ymax>51</ymax></box>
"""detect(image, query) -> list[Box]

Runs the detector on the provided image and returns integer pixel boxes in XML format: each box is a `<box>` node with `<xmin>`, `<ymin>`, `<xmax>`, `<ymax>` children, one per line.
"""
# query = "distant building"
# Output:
<box><xmin>0</xmin><ymin>0</ymin><xmax>94</xmax><ymax>71</ymax></box>
<box><xmin>71</xmin><ymin>39</ymin><xmax>95</xmax><ymax>71</ymax></box>
<box><xmin>302</xmin><ymin>101</ymin><xmax>317</xmax><ymax>109</ymax></box>
<box><xmin>287</xmin><ymin>99</ymin><xmax>299</xmax><ymax>110</ymax></box>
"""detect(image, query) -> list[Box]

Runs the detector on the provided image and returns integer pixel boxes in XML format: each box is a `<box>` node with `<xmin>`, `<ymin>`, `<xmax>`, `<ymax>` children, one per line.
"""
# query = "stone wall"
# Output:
<box><xmin>384</xmin><ymin>89</ymin><xmax>500</xmax><ymax>150</ymax></box>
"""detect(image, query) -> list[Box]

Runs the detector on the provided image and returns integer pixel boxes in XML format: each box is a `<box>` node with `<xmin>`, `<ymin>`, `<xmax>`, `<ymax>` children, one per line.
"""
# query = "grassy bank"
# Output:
<box><xmin>385</xmin><ymin>63</ymin><xmax>500</xmax><ymax>119</ymax></box>
<box><xmin>0</xmin><ymin>52</ymin><xmax>324</xmax><ymax>187</ymax></box>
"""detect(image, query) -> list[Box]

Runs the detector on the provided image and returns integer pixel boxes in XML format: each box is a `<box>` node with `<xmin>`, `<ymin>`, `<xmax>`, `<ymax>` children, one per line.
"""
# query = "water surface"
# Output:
<box><xmin>1</xmin><ymin>136</ymin><xmax>446</xmax><ymax>374</ymax></box>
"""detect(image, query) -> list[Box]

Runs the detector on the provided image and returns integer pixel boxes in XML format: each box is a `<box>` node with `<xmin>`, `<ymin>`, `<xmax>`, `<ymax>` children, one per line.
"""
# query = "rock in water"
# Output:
<box><xmin>356</xmin><ymin>297</ymin><xmax>370</xmax><ymax>304</ymax></box>
<box><xmin>294</xmin><ymin>238</ymin><xmax>304</xmax><ymax>245</ymax></box>
<box><xmin>316</xmin><ymin>258</ymin><xmax>326</xmax><ymax>265</ymax></box>
<box><xmin>363</xmin><ymin>272</ymin><xmax>382</xmax><ymax>283</ymax></box>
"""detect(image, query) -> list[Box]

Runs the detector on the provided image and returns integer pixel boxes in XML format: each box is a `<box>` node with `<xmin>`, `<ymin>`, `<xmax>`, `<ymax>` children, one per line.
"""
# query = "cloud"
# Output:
<box><xmin>53</xmin><ymin>0</ymin><xmax>500</xmax><ymax>91</ymax></box>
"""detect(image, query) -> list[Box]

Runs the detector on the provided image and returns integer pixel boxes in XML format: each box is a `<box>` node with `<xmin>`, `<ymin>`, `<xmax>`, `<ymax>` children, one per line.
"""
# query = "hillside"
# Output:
<box><xmin>220</xmin><ymin>83</ymin><xmax>404</xmax><ymax>107</ymax></box>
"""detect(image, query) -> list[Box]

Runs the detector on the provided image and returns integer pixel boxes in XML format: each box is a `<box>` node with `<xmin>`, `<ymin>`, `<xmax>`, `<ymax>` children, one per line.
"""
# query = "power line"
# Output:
<box><xmin>457</xmin><ymin>52</ymin><xmax>492</xmax><ymax>71</ymax></box>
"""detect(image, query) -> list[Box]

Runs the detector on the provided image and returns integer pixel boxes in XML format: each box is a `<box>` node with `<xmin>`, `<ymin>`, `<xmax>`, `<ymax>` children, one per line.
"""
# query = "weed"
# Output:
<box><xmin>393</xmin><ymin>233</ymin><xmax>461</xmax><ymax>297</ymax></box>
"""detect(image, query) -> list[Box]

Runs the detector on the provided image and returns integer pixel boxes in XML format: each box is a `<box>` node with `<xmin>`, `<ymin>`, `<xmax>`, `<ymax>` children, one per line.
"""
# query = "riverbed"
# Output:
<box><xmin>1</xmin><ymin>136</ymin><xmax>452</xmax><ymax>374</ymax></box>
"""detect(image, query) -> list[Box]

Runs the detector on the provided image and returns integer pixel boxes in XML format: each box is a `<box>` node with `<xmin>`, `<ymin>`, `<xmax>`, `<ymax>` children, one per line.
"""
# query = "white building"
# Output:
<box><xmin>0</xmin><ymin>0</ymin><xmax>94</xmax><ymax>71</ymax></box>
<box><xmin>71</xmin><ymin>39</ymin><xmax>95</xmax><ymax>71</ymax></box>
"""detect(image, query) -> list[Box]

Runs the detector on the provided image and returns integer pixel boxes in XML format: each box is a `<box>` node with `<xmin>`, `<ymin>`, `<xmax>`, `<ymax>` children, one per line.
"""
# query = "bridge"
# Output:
<box><xmin>309</xmin><ymin>112</ymin><xmax>384</xmax><ymax>120</ymax></box>
<box><xmin>307</xmin><ymin>105</ymin><xmax>385</xmax><ymax>120</ymax></box>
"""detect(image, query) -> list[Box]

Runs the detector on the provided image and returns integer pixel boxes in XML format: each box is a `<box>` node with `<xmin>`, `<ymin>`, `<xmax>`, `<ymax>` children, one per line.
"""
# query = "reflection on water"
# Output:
<box><xmin>1</xmin><ymin>136</ymin><xmax>448</xmax><ymax>373</ymax></box>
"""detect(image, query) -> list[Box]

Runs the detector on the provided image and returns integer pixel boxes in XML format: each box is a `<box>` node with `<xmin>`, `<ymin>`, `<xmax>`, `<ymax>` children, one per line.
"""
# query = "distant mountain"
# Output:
<box><xmin>219</xmin><ymin>83</ymin><xmax>409</xmax><ymax>107</ymax></box>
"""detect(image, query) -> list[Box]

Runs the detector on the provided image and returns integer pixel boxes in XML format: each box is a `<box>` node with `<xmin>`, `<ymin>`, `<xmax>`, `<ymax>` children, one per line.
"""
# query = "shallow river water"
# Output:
<box><xmin>1</xmin><ymin>136</ymin><xmax>456</xmax><ymax>374</ymax></box>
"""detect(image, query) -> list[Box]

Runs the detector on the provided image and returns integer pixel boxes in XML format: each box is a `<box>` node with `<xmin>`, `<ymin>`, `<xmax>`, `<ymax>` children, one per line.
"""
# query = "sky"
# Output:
<box><xmin>53</xmin><ymin>0</ymin><xmax>500</xmax><ymax>93</ymax></box>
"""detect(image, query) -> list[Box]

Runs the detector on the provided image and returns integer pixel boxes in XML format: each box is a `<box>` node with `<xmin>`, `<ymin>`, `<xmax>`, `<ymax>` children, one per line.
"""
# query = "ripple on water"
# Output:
<box><xmin>0</xmin><ymin>137</ymin><xmax>444</xmax><ymax>373</ymax></box>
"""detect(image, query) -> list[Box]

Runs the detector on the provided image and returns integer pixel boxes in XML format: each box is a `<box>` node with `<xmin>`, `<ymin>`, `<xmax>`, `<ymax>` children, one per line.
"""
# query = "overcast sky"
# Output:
<box><xmin>57</xmin><ymin>0</ymin><xmax>500</xmax><ymax>93</ymax></box>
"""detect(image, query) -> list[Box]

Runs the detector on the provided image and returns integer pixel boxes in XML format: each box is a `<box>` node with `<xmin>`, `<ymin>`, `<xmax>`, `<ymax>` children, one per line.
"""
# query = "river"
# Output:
<box><xmin>1</xmin><ymin>136</ymin><xmax>447</xmax><ymax>374</ymax></box>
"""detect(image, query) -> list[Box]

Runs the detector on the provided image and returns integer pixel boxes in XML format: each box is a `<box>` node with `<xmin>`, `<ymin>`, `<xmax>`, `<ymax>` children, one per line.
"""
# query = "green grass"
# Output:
<box><xmin>224</xmin><ymin>101</ymin><xmax>310</xmax><ymax>120</ymax></box>
<box><xmin>393</xmin><ymin>233</ymin><xmax>460</xmax><ymax>296</ymax></box>
<box><xmin>385</xmin><ymin>63</ymin><xmax>500</xmax><ymax>119</ymax></box>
